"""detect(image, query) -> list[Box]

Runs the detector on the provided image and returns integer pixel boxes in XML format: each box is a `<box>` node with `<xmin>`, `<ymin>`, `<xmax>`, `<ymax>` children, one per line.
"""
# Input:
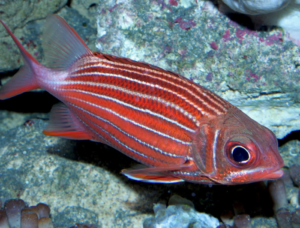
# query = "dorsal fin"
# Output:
<box><xmin>42</xmin><ymin>15</ymin><xmax>93</xmax><ymax>70</ymax></box>
<box><xmin>93</xmin><ymin>52</ymin><xmax>184</xmax><ymax>79</ymax></box>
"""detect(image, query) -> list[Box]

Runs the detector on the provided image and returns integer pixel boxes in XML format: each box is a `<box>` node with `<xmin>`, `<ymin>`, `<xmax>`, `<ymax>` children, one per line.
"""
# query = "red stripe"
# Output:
<box><xmin>58</xmin><ymin>55</ymin><xmax>232</xmax><ymax>173</ymax></box>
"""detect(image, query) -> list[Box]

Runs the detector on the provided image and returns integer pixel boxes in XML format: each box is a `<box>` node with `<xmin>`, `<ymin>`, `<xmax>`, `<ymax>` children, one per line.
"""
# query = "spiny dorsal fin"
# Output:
<box><xmin>42</xmin><ymin>15</ymin><xmax>93</xmax><ymax>70</ymax></box>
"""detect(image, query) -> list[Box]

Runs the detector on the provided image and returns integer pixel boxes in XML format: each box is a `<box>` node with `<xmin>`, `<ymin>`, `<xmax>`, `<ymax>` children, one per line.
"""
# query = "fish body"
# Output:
<box><xmin>0</xmin><ymin>15</ymin><xmax>284</xmax><ymax>185</ymax></box>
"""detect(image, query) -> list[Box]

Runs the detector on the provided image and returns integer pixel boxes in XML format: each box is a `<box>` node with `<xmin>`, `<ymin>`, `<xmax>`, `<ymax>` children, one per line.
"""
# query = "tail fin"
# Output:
<box><xmin>0</xmin><ymin>20</ymin><xmax>40</xmax><ymax>99</ymax></box>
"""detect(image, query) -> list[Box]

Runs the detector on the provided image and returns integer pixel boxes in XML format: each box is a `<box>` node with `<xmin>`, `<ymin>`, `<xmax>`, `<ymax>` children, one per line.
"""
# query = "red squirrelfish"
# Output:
<box><xmin>0</xmin><ymin>15</ymin><xmax>284</xmax><ymax>185</ymax></box>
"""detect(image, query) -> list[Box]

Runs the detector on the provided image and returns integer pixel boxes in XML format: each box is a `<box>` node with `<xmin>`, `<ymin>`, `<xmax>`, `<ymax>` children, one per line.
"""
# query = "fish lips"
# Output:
<box><xmin>263</xmin><ymin>169</ymin><xmax>284</xmax><ymax>180</ymax></box>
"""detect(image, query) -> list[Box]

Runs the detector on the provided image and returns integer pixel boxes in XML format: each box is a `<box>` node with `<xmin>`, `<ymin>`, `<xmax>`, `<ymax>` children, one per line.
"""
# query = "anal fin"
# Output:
<box><xmin>43</xmin><ymin>103</ymin><xmax>91</xmax><ymax>140</ymax></box>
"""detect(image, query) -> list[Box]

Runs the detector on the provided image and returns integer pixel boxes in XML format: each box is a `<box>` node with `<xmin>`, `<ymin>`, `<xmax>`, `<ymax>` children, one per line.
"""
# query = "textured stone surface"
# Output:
<box><xmin>0</xmin><ymin>114</ymin><xmax>298</xmax><ymax>227</ymax></box>
<box><xmin>0</xmin><ymin>0</ymin><xmax>68</xmax><ymax>70</ymax></box>
<box><xmin>144</xmin><ymin>195</ymin><xmax>220</xmax><ymax>228</ymax></box>
<box><xmin>1</xmin><ymin>1</ymin><xmax>299</xmax><ymax>138</ymax></box>
<box><xmin>95</xmin><ymin>0</ymin><xmax>300</xmax><ymax>139</ymax></box>
<box><xmin>0</xmin><ymin>0</ymin><xmax>97</xmax><ymax>71</ymax></box>
<box><xmin>222</xmin><ymin>0</ymin><xmax>291</xmax><ymax>14</ymax></box>
<box><xmin>0</xmin><ymin>119</ymin><xmax>155</xmax><ymax>227</ymax></box>
<box><xmin>1</xmin><ymin>1</ymin><xmax>300</xmax><ymax>227</ymax></box>
<box><xmin>220</xmin><ymin>0</ymin><xmax>300</xmax><ymax>46</ymax></box>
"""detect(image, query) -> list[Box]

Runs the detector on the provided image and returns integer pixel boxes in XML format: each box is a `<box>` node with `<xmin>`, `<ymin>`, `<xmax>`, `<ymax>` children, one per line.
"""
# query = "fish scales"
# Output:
<box><xmin>0</xmin><ymin>15</ymin><xmax>284</xmax><ymax>184</ymax></box>
<box><xmin>73</xmin><ymin>55</ymin><xmax>230</xmax><ymax>117</ymax></box>
<box><xmin>57</xmin><ymin>55</ymin><xmax>229</xmax><ymax>164</ymax></box>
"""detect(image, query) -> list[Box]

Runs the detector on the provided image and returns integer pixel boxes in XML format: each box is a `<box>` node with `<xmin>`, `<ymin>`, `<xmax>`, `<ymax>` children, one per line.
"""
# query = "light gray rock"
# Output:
<box><xmin>0</xmin><ymin>0</ymin><xmax>68</xmax><ymax>71</ymax></box>
<box><xmin>144</xmin><ymin>195</ymin><xmax>220</xmax><ymax>228</ymax></box>
<box><xmin>0</xmin><ymin>118</ymin><xmax>158</xmax><ymax>227</ymax></box>
<box><xmin>96</xmin><ymin>0</ymin><xmax>300</xmax><ymax>139</ymax></box>
<box><xmin>222</xmin><ymin>0</ymin><xmax>291</xmax><ymax>15</ymax></box>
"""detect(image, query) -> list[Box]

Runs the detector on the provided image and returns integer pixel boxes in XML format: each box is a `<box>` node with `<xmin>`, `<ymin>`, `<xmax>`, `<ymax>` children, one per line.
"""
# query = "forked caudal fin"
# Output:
<box><xmin>0</xmin><ymin>14</ymin><xmax>93</xmax><ymax>100</ymax></box>
<box><xmin>0</xmin><ymin>20</ymin><xmax>40</xmax><ymax>99</ymax></box>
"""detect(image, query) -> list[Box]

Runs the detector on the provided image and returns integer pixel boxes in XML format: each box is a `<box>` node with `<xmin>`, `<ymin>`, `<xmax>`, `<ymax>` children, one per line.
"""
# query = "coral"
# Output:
<box><xmin>0</xmin><ymin>199</ymin><xmax>100</xmax><ymax>228</ymax></box>
<box><xmin>0</xmin><ymin>199</ymin><xmax>53</xmax><ymax>228</ymax></box>
<box><xmin>143</xmin><ymin>195</ymin><xmax>219</xmax><ymax>228</ymax></box>
<box><xmin>268</xmin><ymin>179</ymin><xmax>288</xmax><ymax>211</ymax></box>
<box><xmin>267</xmin><ymin>166</ymin><xmax>300</xmax><ymax>228</ymax></box>
<box><xmin>292</xmin><ymin>208</ymin><xmax>300</xmax><ymax>227</ymax></box>
<box><xmin>275</xmin><ymin>208</ymin><xmax>292</xmax><ymax>227</ymax></box>
<box><xmin>233</xmin><ymin>214</ymin><xmax>252</xmax><ymax>228</ymax></box>
<box><xmin>289</xmin><ymin>164</ymin><xmax>300</xmax><ymax>186</ymax></box>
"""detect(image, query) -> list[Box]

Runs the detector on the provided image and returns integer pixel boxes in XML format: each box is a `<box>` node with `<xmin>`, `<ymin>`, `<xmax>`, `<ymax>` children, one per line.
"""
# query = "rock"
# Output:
<box><xmin>96</xmin><ymin>0</ymin><xmax>300</xmax><ymax>139</ymax></box>
<box><xmin>222</xmin><ymin>0</ymin><xmax>291</xmax><ymax>14</ymax></box>
<box><xmin>143</xmin><ymin>199</ymin><xmax>220</xmax><ymax>228</ymax></box>
<box><xmin>0</xmin><ymin>0</ymin><xmax>97</xmax><ymax>72</ymax></box>
<box><xmin>0</xmin><ymin>0</ymin><xmax>68</xmax><ymax>71</ymax></box>
<box><xmin>0</xmin><ymin>118</ymin><xmax>157</xmax><ymax>227</ymax></box>
<box><xmin>220</xmin><ymin>0</ymin><xmax>300</xmax><ymax>46</ymax></box>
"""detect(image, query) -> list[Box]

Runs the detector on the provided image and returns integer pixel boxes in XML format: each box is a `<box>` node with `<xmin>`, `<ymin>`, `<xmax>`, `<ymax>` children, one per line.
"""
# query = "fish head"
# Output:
<box><xmin>192</xmin><ymin>107</ymin><xmax>284</xmax><ymax>185</ymax></box>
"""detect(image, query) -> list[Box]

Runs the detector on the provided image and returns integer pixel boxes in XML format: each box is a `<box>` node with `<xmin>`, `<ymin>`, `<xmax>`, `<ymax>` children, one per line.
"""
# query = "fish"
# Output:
<box><xmin>0</xmin><ymin>15</ymin><xmax>284</xmax><ymax>185</ymax></box>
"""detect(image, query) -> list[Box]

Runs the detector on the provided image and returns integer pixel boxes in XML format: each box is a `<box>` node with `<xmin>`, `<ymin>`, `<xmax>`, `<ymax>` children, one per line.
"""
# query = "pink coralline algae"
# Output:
<box><xmin>259</xmin><ymin>33</ymin><xmax>283</xmax><ymax>46</ymax></box>
<box><xmin>245</xmin><ymin>70</ymin><xmax>260</xmax><ymax>82</ymax></box>
<box><xmin>222</xmin><ymin>29</ymin><xmax>233</xmax><ymax>42</ymax></box>
<box><xmin>70</xmin><ymin>224</ymin><xmax>98</xmax><ymax>228</ymax></box>
<box><xmin>108</xmin><ymin>4</ymin><xmax>119</xmax><ymax>13</ymax></box>
<box><xmin>234</xmin><ymin>28</ymin><xmax>259</xmax><ymax>43</ymax></box>
<box><xmin>210</xmin><ymin>42</ymin><xmax>218</xmax><ymax>50</ymax></box>
<box><xmin>168</xmin><ymin>0</ymin><xmax>178</xmax><ymax>6</ymax></box>
<box><xmin>235</xmin><ymin>28</ymin><xmax>247</xmax><ymax>40</ymax></box>
<box><xmin>174</xmin><ymin>17</ymin><xmax>196</xmax><ymax>30</ymax></box>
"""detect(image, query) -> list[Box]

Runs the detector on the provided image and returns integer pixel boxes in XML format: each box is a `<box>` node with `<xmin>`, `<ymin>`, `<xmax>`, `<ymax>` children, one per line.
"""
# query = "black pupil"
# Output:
<box><xmin>232</xmin><ymin>146</ymin><xmax>249</xmax><ymax>163</ymax></box>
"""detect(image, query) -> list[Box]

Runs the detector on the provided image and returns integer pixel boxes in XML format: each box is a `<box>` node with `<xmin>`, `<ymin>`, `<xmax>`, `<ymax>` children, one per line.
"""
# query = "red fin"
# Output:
<box><xmin>121</xmin><ymin>164</ymin><xmax>192</xmax><ymax>184</ymax></box>
<box><xmin>122</xmin><ymin>172</ymin><xmax>184</xmax><ymax>183</ymax></box>
<box><xmin>0</xmin><ymin>19</ymin><xmax>40</xmax><ymax>99</ymax></box>
<box><xmin>43</xmin><ymin>103</ymin><xmax>92</xmax><ymax>140</ymax></box>
<box><xmin>42</xmin><ymin>15</ymin><xmax>93</xmax><ymax>70</ymax></box>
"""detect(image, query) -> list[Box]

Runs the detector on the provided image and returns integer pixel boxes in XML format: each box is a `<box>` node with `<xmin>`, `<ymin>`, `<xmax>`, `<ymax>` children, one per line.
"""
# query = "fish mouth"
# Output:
<box><xmin>263</xmin><ymin>169</ymin><xmax>284</xmax><ymax>180</ymax></box>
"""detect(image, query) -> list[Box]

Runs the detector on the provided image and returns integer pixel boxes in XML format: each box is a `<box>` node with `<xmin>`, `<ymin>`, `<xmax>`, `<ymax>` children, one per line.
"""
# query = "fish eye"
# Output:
<box><xmin>225</xmin><ymin>137</ymin><xmax>258</xmax><ymax>168</ymax></box>
<box><xmin>231</xmin><ymin>146</ymin><xmax>250</xmax><ymax>163</ymax></box>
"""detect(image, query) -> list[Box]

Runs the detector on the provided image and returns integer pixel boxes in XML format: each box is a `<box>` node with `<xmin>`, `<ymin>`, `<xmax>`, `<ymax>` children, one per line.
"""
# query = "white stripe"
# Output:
<box><xmin>73</xmin><ymin>59</ymin><xmax>227</xmax><ymax>115</ymax></box>
<box><xmin>77</xmin><ymin>114</ymin><xmax>109</xmax><ymax>144</ymax></box>
<box><xmin>122</xmin><ymin>172</ymin><xmax>184</xmax><ymax>183</ymax></box>
<box><xmin>79</xmin><ymin>112</ymin><xmax>151</xmax><ymax>160</ymax></box>
<box><xmin>59</xmin><ymin>81</ymin><xmax>197</xmax><ymax>132</ymax></box>
<box><xmin>62</xmin><ymin>88</ymin><xmax>192</xmax><ymax>144</ymax></box>
<box><xmin>212</xmin><ymin>129</ymin><xmax>220</xmax><ymax>174</ymax></box>
<box><xmin>172</xmin><ymin>170</ymin><xmax>203</xmax><ymax>176</ymax></box>
<box><xmin>68</xmin><ymin>100</ymin><xmax>184</xmax><ymax>158</ymax></box>
<box><xmin>71</xmin><ymin>71</ymin><xmax>201</xmax><ymax>120</ymax></box>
